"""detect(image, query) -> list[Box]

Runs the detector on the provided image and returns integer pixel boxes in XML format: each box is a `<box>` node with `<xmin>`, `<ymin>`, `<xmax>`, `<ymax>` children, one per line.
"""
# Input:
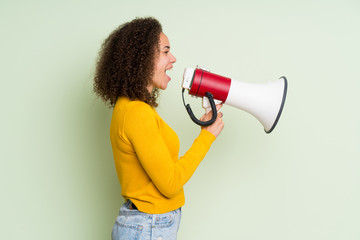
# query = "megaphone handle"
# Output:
<box><xmin>184</xmin><ymin>92</ymin><xmax>218</xmax><ymax>126</ymax></box>
<box><xmin>203</xmin><ymin>97</ymin><xmax>222</xmax><ymax>114</ymax></box>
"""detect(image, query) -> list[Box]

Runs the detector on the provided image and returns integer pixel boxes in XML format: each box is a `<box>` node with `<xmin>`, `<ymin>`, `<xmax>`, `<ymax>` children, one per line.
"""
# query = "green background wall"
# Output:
<box><xmin>1</xmin><ymin>0</ymin><xmax>359</xmax><ymax>239</ymax></box>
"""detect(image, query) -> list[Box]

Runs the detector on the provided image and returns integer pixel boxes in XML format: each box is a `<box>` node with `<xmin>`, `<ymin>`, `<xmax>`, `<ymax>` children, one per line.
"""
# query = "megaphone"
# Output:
<box><xmin>181</xmin><ymin>66</ymin><xmax>288</xmax><ymax>133</ymax></box>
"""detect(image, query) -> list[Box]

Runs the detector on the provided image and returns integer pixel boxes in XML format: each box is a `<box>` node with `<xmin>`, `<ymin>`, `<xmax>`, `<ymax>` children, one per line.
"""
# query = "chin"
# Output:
<box><xmin>160</xmin><ymin>82</ymin><xmax>169</xmax><ymax>90</ymax></box>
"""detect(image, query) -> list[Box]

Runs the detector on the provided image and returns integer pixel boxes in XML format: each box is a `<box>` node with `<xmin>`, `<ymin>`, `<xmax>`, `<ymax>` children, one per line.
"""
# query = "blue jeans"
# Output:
<box><xmin>112</xmin><ymin>201</ymin><xmax>182</xmax><ymax>240</ymax></box>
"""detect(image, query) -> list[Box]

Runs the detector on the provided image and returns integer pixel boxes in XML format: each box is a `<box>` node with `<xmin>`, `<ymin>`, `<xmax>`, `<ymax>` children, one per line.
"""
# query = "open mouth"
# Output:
<box><xmin>165</xmin><ymin>67</ymin><xmax>172</xmax><ymax>80</ymax></box>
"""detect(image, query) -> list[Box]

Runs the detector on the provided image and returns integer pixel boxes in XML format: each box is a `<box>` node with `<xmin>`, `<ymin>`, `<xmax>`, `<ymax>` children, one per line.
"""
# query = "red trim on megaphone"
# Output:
<box><xmin>189</xmin><ymin>69</ymin><xmax>231</xmax><ymax>102</ymax></box>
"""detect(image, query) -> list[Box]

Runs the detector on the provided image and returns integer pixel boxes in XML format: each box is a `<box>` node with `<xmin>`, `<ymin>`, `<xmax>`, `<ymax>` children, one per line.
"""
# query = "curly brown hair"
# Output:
<box><xmin>93</xmin><ymin>17</ymin><xmax>163</xmax><ymax>107</ymax></box>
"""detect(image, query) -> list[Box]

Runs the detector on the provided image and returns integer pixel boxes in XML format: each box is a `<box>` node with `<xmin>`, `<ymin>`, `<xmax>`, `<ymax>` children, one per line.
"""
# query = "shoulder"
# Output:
<box><xmin>127</xmin><ymin>100</ymin><xmax>155</xmax><ymax>119</ymax></box>
<box><xmin>114</xmin><ymin>97</ymin><xmax>156</xmax><ymax>122</ymax></box>
<box><xmin>118</xmin><ymin>99</ymin><xmax>159</xmax><ymax>138</ymax></box>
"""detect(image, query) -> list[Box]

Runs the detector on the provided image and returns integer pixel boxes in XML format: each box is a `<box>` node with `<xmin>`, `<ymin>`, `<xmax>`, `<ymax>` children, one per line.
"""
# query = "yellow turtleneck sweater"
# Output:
<box><xmin>110</xmin><ymin>97</ymin><xmax>216</xmax><ymax>214</ymax></box>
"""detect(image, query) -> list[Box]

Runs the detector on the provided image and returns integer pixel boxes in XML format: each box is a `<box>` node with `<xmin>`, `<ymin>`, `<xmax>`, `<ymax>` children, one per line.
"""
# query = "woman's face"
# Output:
<box><xmin>148</xmin><ymin>32</ymin><xmax>176</xmax><ymax>92</ymax></box>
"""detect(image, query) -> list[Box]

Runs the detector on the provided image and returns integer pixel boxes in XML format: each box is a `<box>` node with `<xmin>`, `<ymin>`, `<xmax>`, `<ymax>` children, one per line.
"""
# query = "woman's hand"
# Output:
<box><xmin>200</xmin><ymin>104</ymin><xmax>224</xmax><ymax>138</ymax></box>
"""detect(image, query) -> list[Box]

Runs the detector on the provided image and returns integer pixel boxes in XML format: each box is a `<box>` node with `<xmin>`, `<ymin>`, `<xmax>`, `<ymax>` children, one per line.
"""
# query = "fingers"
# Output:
<box><xmin>200</xmin><ymin>104</ymin><xmax>223</xmax><ymax>122</ymax></box>
<box><xmin>203</xmin><ymin>111</ymin><xmax>224</xmax><ymax>137</ymax></box>
<box><xmin>200</xmin><ymin>104</ymin><xmax>224</xmax><ymax>137</ymax></box>
<box><xmin>207</xmin><ymin>104</ymin><xmax>223</xmax><ymax>117</ymax></box>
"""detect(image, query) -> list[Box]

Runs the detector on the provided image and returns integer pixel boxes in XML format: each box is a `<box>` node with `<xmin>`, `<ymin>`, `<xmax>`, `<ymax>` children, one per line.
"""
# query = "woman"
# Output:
<box><xmin>94</xmin><ymin>17</ymin><xmax>224</xmax><ymax>240</ymax></box>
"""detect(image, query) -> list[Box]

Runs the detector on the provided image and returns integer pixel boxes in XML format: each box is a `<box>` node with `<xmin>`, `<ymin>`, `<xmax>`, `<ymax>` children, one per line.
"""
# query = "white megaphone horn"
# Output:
<box><xmin>181</xmin><ymin>66</ymin><xmax>288</xmax><ymax>134</ymax></box>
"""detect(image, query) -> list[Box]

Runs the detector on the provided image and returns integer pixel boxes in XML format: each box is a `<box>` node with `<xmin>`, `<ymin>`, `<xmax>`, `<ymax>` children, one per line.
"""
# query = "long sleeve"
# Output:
<box><xmin>124</xmin><ymin>103</ymin><xmax>215</xmax><ymax>198</ymax></box>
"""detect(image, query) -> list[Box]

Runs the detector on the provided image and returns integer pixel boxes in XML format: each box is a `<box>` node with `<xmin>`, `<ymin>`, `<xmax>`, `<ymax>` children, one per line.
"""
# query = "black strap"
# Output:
<box><xmin>182</xmin><ymin>89</ymin><xmax>217</xmax><ymax>126</ymax></box>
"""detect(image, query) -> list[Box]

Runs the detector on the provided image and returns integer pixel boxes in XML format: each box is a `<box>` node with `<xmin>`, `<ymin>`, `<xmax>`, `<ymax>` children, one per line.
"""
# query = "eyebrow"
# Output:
<box><xmin>163</xmin><ymin>46</ymin><xmax>170</xmax><ymax>50</ymax></box>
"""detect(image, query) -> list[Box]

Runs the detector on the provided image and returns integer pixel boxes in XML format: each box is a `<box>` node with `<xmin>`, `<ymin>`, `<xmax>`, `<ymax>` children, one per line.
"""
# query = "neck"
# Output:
<box><xmin>147</xmin><ymin>84</ymin><xmax>154</xmax><ymax>93</ymax></box>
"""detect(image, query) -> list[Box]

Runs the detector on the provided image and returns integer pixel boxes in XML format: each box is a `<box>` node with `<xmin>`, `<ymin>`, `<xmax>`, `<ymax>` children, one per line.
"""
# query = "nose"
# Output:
<box><xmin>170</xmin><ymin>53</ymin><xmax>176</xmax><ymax>63</ymax></box>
